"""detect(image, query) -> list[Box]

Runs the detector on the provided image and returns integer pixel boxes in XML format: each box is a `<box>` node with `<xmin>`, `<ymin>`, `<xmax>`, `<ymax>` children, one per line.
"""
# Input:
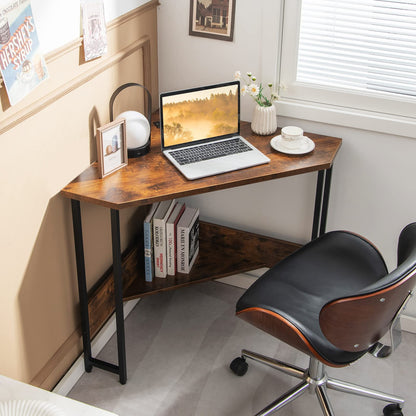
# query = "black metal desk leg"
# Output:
<box><xmin>312</xmin><ymin>171</ymin><xmax>324</xmax><ymax>240</ymax></box>
<box><xmin>319</xmin><ymin>166</ymin><xmax>333</xmax><ymax>237</ymax></box>
<box><xmin>312</xmin><ymin>167</ymin><xmax>333</xmax><ymax>240</ymax></box>
<box><xmin>71</xmin><ymin>199</ymin><xmax>93</xmax><ymax>373</ymax></box>
<box><xmin>110</xmin><ymin>209</ymin><xmax>127</xmax><ymax>384</ymax></box>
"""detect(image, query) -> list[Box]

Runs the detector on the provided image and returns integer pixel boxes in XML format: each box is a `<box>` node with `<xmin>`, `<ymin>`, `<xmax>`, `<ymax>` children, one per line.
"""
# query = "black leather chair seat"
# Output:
<box><xmin>237</xmin><ymin>230</ymin><xmax>389</xmax><ymax>365</ymax></box>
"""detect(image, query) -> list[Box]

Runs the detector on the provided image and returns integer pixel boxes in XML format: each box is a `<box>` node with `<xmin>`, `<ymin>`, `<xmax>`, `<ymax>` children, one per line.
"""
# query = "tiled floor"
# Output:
<box><xmin>68</xmin><ymin>281</ymin><xmax>416</xmax><ymax>416</ymax></box>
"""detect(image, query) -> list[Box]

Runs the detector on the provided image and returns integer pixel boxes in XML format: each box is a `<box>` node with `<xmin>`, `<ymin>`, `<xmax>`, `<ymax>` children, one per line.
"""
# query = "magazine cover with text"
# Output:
<box><xmin>0</xmin><ymin>0</ymin><xmax>48</xmax><ymax>105</ymax></box>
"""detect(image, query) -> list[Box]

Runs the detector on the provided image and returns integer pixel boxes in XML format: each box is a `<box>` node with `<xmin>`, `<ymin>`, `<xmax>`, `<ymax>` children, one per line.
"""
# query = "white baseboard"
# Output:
<box><xmin>216</xmin><ymin>273</ymin><xmax>258</xmax><ymax>289</ymax></box>
<box><xmin>215</xmin><ymin>268</ymin><xmax>268</xmax><ymax>289</ymax></box>
<box><xmin>401</xmin><ymin>315</ymin><xmax>416</xmax><ymax>334</ymax></box>
<box><xmin>53</xmin><ymin>299</ymin><xmax>140</xmax><ymax>397</ymax></box>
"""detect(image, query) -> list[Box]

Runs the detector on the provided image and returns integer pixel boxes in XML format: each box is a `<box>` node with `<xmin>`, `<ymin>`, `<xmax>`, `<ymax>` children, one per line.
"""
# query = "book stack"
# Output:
<box><xmin>143</xmin><ymin>200</ymin><xmax>199</xmax><ymax>281</ymax></box>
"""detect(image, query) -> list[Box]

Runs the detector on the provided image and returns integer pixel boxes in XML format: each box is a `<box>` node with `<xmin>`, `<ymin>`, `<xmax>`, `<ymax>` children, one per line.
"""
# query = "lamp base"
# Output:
<box><xmin>127</xmin><ymin>141</ymin><xmax>150</xmax><ymax>158</ymax></box>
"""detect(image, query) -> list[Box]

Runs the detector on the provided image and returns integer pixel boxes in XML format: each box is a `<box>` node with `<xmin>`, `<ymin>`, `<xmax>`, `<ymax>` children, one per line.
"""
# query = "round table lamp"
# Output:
<box><xmin>116</xmin><ymin>110</ymin><xmax>150</xmax><ymax>150</ymax></box>
<box><xmin>109</xmin><ymin>83</ymin><xmax>152</xmax><ymax>157</ymax></box>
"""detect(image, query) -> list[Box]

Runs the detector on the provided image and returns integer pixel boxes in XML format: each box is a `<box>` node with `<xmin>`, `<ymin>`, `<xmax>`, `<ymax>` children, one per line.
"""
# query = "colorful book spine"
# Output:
<box><xmin>153</xmin><ymin>199</ymin><xmax>176</xmax><ymax>278</ymax></box>
<box><xmin>143</xmin><ymin>202</ymin><xmax>159</xmax><ymax>282</ymax></box>
<box><xmin>166</xmin><ymin>202</ymin><xmax>186</xmax><ymax>275</ymax></box>
<box><xmin>177</xmin><ymin>207</ymin><xmax>200</xmax><ymax>274</ymax></box>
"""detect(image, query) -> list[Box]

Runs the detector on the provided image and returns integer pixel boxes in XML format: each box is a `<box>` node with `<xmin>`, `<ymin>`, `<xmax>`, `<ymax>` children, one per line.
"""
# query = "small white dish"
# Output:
<box><xmin>270</xmin><ymin>135</ymin><xmax>315</xmax><ymax>155</ymax></box>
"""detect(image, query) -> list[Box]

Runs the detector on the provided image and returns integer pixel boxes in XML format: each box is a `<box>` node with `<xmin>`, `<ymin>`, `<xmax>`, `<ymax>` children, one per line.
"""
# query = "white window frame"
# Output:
<box><xmin>276</xmin><ymin>0</ymin><xmax>416</xmax><ymax>137</ymax></box>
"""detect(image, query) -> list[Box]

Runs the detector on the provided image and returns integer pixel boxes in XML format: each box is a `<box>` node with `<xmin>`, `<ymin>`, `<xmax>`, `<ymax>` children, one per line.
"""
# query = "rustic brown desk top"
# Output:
<box><xmin>61</xmin><ymin>120</ymin><xmax>342</xmax><ymax>209</ymax></box>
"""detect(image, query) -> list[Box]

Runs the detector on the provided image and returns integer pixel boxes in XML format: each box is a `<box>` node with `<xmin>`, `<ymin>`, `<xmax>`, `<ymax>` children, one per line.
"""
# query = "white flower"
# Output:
<box><xmin>234</xmin><ymin>71</ymin><xmax>241</xmax><ymax>80</ymax></box>
<box><xmin>249</xmin><ymin>83</ymin><xmax>259</xmax><ymax>96</ymax></box>
<box><xmin>233</xmin><ymin>71</ymin><xmax>280</xmax><ymax>107</ymax></box>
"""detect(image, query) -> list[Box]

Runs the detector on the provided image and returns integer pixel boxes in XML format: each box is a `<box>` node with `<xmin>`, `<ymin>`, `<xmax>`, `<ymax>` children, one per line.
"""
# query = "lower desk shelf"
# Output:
<box><xmin>87</xmin><ymin>221</ymin><xmax>301</xmax><ymax>337</ymax></box>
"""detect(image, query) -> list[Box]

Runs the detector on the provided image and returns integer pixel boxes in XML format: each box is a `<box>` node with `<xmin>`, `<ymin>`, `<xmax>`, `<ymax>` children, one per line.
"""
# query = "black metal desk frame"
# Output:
<box><xmin>70</xmin><ymin>166</ymin><xmax>333</xmax><ymax>385</ymax></box>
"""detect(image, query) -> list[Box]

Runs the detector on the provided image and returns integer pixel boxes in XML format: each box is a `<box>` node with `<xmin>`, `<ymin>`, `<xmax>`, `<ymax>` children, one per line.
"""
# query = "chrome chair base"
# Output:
<box><xmin>233</xmin><ymin>349</ymin><xmax>404</xmax><ymax>416</ymax></box>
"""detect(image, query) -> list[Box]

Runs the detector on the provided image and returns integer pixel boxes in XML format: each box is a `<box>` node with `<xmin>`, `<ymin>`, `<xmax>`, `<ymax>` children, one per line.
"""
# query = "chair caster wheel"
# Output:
<box><xmin>230</xmin><ymin>357</ymin><xmax>248</xmax><ymax>376</ymax></box>
<box><xmin>383</xmin><ymin>403</ymin><xmax>403</xmax><ymax>416</ymax></box>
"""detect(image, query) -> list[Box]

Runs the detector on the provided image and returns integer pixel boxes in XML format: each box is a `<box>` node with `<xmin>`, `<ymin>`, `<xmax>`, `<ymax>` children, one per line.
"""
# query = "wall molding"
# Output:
<box><xmin>0</xmin><ymin>36</ymin><xmax>151</xmax><ymax>136</ymax></box>
<box><xmin>0</xmin><ymin>1</ymin><xmax>159</xmax><ymax>85</ymax></box>
<box><xmin>0</xmin><ymin>0</ymin><xmax>159</xmax><ymax>133</ymax></box>
<box><xmin>107</xmin><ymin>0</ymin><xmax>160</xmax><ymax>31</ymax></box>
<box><xmin>45</xmin><ymin>39</ymin><xmax>83</xmax><ymax>64</ymax></box>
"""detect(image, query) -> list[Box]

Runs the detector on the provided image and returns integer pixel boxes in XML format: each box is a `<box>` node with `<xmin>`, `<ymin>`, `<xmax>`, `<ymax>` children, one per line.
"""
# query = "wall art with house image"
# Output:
<box><xmin>189</xmin><ymin>0</ymin><xmax>236</xmax><ymax>42</ymax></box>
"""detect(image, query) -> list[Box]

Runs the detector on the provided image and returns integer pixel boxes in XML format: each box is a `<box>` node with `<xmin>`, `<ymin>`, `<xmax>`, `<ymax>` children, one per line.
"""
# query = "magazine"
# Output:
<box><xmin>0</xmin><ymin>0</ymin><xmax>48</xmax><ymax>105</ymax></box>
<box><xmin>81</xmin><ymin>0</ymin><xmax>107</xmax><ymax>62</ymax></box>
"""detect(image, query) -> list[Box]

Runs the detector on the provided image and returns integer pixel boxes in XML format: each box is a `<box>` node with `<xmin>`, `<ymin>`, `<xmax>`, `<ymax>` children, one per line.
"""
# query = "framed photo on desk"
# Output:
<box><xmin>96</xmin><ymin>119</ymin><xmax>128</xmax><ymax>178</ymax></box>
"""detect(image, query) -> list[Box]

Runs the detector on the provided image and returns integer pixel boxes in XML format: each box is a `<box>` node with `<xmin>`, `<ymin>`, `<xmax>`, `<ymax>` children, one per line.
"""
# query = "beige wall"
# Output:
<box><xmin>0</xmin><ymin>1</ymin><xmax>159</xmax><ymax>389</ymax></box>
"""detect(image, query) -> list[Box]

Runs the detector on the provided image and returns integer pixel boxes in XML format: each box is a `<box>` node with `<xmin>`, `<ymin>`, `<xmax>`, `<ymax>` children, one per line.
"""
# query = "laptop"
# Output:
<box><xmin>159</xmin><ymin>81</ymin><xmax>270</xmax><ymax>180</ymax></box>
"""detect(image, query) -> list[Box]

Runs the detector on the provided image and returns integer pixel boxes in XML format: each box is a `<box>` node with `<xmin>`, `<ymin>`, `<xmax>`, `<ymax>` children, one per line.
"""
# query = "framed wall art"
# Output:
<box><xmin>189</xmin><ymin>0</ymin><xmax>236</xmax><ymax>42</ymax></box>
<box><xmin>96</xmin><ymin>119</ymin><xmax>128</xmax><ymax>178</ymax></box>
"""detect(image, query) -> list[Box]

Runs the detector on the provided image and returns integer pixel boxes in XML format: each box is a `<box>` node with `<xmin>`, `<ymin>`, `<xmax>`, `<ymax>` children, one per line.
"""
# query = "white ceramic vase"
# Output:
<box><xmin>251</xmin><ymin>104</ymin><xmax>277</xmax><ymax>135</ymax></box>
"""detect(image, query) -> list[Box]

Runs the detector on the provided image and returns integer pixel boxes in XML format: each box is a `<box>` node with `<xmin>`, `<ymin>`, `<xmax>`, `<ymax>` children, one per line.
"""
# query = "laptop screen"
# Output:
<box><xmin>160</xmin><ymin>81</ymin><xmax>240</xmax><ymax>149</ymax></box>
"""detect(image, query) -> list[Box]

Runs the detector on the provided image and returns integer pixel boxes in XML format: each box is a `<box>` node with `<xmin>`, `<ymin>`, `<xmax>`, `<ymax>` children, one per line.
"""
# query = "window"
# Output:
<box><xmin>213</xmin><ymin>8</ymin><xmax>221</xmax><ymax>24</ymax></box>
<box><xmin>278</xmin><ymin>0</ymin><xmax>416</xmax><ymax>133</ymax></box>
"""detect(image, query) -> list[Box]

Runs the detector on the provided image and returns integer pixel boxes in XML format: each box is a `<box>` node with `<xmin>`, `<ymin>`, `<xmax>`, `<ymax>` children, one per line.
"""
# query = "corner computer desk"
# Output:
<box><xmin>60</xmin><ymin>117</ymin><xmax>342</xmax><ymax>384</ymax></box>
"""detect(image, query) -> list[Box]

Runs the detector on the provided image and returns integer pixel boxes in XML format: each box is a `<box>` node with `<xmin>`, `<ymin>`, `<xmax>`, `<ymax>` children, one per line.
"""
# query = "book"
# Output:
<box><xmin>166</xmin><ymin>202</ymin><xmax>186</xmax><ymax>275</ymax></box>
<box><xmin>153</xmin><ymin>199</ymin><xmax>176</xmax><ymax>278</ymax></box>
<box><xmin>177</xmin><ymin>207</ymin><xmax>200</xmax><ymax>274</ymax></box>
<box><xmin>143</xmin><ymin>202</ymin><xmax>159</xmax><ymax>282</ymax></box>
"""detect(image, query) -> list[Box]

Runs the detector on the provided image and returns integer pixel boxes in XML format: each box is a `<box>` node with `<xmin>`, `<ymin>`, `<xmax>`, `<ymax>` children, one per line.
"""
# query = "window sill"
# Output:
<box><xmin>276</xmin><ymin>98</ymin><xmax>416</xmax><ymax>139</ymax></box>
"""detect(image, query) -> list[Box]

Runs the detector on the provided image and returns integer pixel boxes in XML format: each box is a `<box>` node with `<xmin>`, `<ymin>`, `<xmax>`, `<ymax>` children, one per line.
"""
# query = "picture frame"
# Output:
<box><xmin>96</xmin><ymin>119</ymin><xmax>128</xmax><ymax>178</ymax></box>
<box><xmin>189</xmin><ymin>0</ymin><xmax>236</xmax><ymax>42</ymax></box>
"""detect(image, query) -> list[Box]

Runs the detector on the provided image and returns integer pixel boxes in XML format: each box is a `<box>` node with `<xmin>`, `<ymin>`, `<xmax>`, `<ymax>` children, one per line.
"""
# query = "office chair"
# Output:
<box><xmin>230</xmin><ymin>223</ymin><xmax>416</xmax><ymax>416</ymax></box>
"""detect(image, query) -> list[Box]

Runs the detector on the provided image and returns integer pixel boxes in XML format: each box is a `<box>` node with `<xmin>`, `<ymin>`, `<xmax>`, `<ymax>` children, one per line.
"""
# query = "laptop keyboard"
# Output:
<box><xmin>169</xmin><ymin>138</ymin><xmax>252</xmax><ymax>166</ymax></box>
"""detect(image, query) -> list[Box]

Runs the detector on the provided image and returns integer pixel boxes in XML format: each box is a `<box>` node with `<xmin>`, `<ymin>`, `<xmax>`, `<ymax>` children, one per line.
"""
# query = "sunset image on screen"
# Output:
<box><xmin>162</xmin><ymin>84</ymin><xmax>238</xmax><ymax>146</ymax></box>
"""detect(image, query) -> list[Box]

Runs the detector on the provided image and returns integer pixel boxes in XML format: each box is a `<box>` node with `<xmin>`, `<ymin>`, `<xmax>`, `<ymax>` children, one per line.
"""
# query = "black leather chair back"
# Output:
<box><xmin>320</xmin><ymin>223</ymin><xmax>416</xmax><ymax>352</ymax></box>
